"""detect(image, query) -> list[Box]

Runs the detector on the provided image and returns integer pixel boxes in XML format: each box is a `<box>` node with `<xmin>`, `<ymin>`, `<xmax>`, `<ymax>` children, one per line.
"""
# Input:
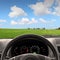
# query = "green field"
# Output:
<box><xmin>0</xmin><ymin>29</ymin><xmax>60</xmax><ymax>38</ymax></box>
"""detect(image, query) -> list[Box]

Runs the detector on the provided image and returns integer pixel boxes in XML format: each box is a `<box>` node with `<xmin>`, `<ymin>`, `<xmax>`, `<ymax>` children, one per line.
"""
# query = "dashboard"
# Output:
<box><xmin>0</xmin><ymin>35</ymin><xmax>60</xmax><ymax>60</ymax></box>
<box><xmin>10</xmin><ymin>39</ymin><xmax>49</xmax><ymax>57</ymax></box>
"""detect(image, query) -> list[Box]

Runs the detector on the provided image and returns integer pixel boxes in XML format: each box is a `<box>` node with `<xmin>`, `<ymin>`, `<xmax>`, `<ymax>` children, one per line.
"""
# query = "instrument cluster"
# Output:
<box><xmin>10</xmin><ymin>39</ymin><xmax>49</xmax><ymax>57</ymax></box>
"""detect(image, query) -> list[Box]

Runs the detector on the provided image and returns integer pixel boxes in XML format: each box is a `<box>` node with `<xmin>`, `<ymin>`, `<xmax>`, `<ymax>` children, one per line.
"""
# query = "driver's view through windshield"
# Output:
<box><xmin>0</xmin><ymin>0</ymin><xmax>60</xmax><ymax>60</ymax></box>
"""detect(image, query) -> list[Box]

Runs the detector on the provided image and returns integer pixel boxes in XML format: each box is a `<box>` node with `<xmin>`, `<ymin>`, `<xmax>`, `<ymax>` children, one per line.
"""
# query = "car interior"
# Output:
<box><xmin>0</xmin><ymin>34</ymin><xmax>60</xmax><ymax>60</ymax></box>
<box><xmin>0</xmin><ymin>0</ymin><xmax>60</xmax><ymax>60</ymax></box>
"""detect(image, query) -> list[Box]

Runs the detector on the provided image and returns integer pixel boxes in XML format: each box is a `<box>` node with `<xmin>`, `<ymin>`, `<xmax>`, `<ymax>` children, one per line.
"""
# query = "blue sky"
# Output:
<box><xmin>0</xmin><ymin>0</ymin><xmax>60</xmax><ymax>29</ymax></box>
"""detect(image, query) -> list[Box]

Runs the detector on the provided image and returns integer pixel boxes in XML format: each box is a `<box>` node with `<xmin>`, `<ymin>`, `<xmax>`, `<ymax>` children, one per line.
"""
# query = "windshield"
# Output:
<box><xmin>0</xmin><ymin>0</ymin><xmax>60</xmax><ymax>38</ymax></box>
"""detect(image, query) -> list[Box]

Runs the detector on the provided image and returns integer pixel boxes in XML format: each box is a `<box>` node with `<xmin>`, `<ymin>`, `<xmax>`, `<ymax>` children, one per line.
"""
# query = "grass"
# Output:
<box><xmin>0</xmin><ymin>29</ymin><xmax>60</xmax><ymax>38</ymax></box>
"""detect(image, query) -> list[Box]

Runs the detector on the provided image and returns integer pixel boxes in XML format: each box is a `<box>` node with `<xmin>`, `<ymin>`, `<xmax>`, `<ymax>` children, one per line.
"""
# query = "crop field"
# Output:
<box><xmin>0</xmin><ymin>29</ymin><xmax>60</xmax><ymax>38</ymax></box>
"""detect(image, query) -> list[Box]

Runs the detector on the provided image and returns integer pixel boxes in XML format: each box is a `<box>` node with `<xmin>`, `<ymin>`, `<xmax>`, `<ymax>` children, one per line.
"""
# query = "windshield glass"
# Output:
<box><xmin>0</xmin><ymin>0</ymin><xmax>60</xmax><ymax>38</ymax></box>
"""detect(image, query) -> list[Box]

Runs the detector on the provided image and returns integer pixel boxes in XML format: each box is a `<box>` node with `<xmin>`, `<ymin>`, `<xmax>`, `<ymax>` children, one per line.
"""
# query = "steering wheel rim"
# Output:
<box><xmin>1</xmin><ymin>34</ymin><xmax>59</xmax><ymax>60</ymax></box>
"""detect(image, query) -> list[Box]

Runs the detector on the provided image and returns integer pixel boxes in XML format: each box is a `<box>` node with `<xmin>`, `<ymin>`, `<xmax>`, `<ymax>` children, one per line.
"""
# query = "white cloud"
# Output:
<box><xmin>9</xmin><ymin>6</ymin><xmax>27</xmax><ymax>18</ymax></box>
<box><xmin>56</xmin><ymin>0</ymin><xmax>60</xmax><ymax>6</ymax></box>
<box><xmin>49</xmin><ymin>19</ymin><xmax>56</xmax><ymax>24</ymax></box>
<box><xmin>40</xmin><ymin>18</ymin><xmax>47</xmax><ymax>23</ymax></box>
<box><xmin>11</xmin><ymin>20</ymin><xmax>17</xmax><ymax>25</ymax></box>
<box><xmin>11</xmin><ymin>18</ymin><xmax>38</xmax><ymax>25</ymax></box>
<box><xmin>29</xmin><ymin>0</ymin><xmax>60</xmax><ymax>16</ymax></box>
<box><xmin>40</xmin><ymin>18</ymin><xmax>56</xmax><ymax>24</ymax></box>
<box><xmin>19</xmin><ymin>18</ymin><xmax>38</xmax><ymax>24</ymax></box>
<box><xmin>30</xmin><ymin>18</ymin><xmax>38</xmax><ymax>24</ymax></box>
<box><xmin>29</xmin><ymin>2</ymin><xmax>52</xmax><ymax>16</ymax></box>
<box><xmin>19</xmin><ymin>18</ymin><xmax>30</xmax><ymax>24</ymax></box>
<box><xmin>53</xmin><ymin>6</ymin><xmax>60</xmax><ymax>16</ymax></box>
<box><xmin>44</xmin><ymin>0</ymin><xmax>54</xmax><ymax>7</ymax></box>
<box><xmin>45</xmin><ymin>0</ymin><xmax>60</xmax><ymax>16</ymax></box>
<box><xmin>11</xmin><ymin>18</ymin><xmax>56</xmax><ymax>25</ymax></box>
<box><xmin>0</xmin><ymin>19</ymin><xmax>6</xmax><ymax>23</ymax></box>
<box><xmin>52</xmin><ymin>0</ymin><xmax>60</xmax><ymax>16</ymax></box>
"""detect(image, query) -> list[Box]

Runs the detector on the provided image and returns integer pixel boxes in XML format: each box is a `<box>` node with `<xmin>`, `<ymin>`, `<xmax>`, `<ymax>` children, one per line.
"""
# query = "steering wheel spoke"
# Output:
<box><xmin>41</xmin><ymin>56</ymin><xmax>56</xmax><ymax>60</ymax></box>
<box><xmin>36</xmin><ymin>54</ymin><xmax>56</xmax><ymax>60</ymax></box>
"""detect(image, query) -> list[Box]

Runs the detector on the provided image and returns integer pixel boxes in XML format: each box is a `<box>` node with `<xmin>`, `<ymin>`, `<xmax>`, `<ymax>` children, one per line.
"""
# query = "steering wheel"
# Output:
<box><xmin>1</xmin><ymin>34</ymin><xmax>59</xmax><ymax>60</ymax></box>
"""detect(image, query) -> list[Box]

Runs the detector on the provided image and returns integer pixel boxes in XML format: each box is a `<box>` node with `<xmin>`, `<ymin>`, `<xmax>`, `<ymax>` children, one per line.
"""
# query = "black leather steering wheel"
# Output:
<box><xmin>1</xmin><ymin>34</ymin><xmax>59</xmax><ymax>60</ymax></box>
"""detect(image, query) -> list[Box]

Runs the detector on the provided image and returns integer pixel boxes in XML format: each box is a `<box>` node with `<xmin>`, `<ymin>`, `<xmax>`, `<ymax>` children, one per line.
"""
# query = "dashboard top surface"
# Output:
<box><xmin>0</xmin><ymin>37</ymin><xmax>60</xmax><ymax>53</ymax></box>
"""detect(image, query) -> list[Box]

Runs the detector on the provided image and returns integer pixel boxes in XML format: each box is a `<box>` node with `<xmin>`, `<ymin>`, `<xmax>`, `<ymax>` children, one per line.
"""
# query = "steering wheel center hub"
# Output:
<box><xmin>22</xmin><ymin>55</ymin><xmax>39</xmax><ymax>60</ymax></box>
<box><xmin>25</xmin><ymin>57</ymin><xmax>36</xmax><ymax>60</ymax></box>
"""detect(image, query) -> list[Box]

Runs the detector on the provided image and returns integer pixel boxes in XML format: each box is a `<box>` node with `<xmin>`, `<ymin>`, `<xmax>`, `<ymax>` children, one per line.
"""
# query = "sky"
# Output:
<box><xmin>0</xmin><ymin>0</ymin><xmax>60</xmax><ymax>29</ymax></box>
